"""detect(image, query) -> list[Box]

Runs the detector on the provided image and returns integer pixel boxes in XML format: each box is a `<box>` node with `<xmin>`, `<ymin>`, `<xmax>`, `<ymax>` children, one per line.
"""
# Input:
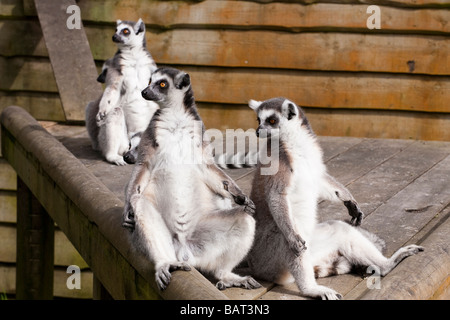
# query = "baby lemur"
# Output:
<box><xmin>246</xmin><ymin>97</ymin><xmax>424</xmax><ymax>300</ymax></box>
<box><xmin>123</xmin><ymin>67</ymin><xmax>261</xmax><ymax>291</ymax></box>
<box><xmin>85</xmin><ymin>19</ymin><xmax>158</xmax><ymax>165</ymax></box>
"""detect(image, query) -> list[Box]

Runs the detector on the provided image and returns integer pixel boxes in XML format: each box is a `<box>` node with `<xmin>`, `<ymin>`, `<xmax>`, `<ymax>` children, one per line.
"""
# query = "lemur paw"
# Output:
<box><xmin>235</xmin><ymin>194</ymin><xmax>256</xmax><ymax>215</ymax></box>
<box><xmin>122</xmin><ymin>204</ymin><xmax>136</xmax><ymax>231</ymax></box>
<box><xmin>289</xmin><ymin>233</ymin><xmax>307</xmax><ymax>256</ymax></box>
<box><xmin>155</xmin><ymin>262</ymin><xmax>191</xmax><ymax>291</ymax></box>
<box><xmin>345</xmin><ymin>200</ymin><xmax>365</xmax><ymax>226</ymax></box>
<box><xmin>96</xmin><ymin>111</ymin><xmax>107</xmax><ymax>126</ymax></box>
<box><xmin>223</xmin><ymin>181</ymin><xmax>256</xmax><ymax>215</ymax></box>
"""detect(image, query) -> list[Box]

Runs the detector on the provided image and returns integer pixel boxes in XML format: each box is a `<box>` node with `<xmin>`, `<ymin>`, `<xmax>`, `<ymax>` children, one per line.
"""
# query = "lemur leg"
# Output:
<box><xmin>310</xmin><ymin>221</ymin><xmax>424</xmax><ymax>278</ymax></box>
<box><xmin>321</xmin><ymin>173</ymin><xmax>364</xmax><ymax>226</ymax></box>
<box><xmin>131</xmin><ymin>194</ymin><xmax>190</xmax><ymax>291</ymax></box>
<box><xmin>98</xmin><ymin>107</ymin><xmax>129</xmax><ymax>166</ymax></box>
<box><xmin>289</xmin><ymin>249</ymin><xmax>343</xmax><ymax>300</ymax></box>
<box><xmin>188</xmin><ymin>207</ymin><xmax>261</xmax><ymax>290</ymax></box>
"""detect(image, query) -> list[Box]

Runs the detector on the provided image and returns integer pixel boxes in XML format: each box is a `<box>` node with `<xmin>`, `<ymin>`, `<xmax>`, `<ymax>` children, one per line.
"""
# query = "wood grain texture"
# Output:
<box><xmin>34</xmin><ymin>0</ymin><xmax>102</xmax><ymax>121</ymax></box>
<box><xmin>73</xmin><ymin>1</ymin><xmax>450</xmax><ymax>33</ymax></box>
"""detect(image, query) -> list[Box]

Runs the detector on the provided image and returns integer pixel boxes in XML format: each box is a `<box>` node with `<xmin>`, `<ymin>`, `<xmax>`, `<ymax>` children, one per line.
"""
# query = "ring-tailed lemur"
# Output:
<box><xmin>246</xmin><ymin>97</ymin><xmax>424</xmax><ymax>300</ymax></box>
<box><xmin>85</xmin><ymin>19</ymin><xmax>158</xmax><ymax>165</ymax></box>
<box><xmin>123</xmin><ymin>67</ymin><xmax>261</xmax><ymax>291</ymax></box>
<box><xmin>123</xmin><ymin>130</ymin><xmax>258</xmax><ymax>167</ymax></box>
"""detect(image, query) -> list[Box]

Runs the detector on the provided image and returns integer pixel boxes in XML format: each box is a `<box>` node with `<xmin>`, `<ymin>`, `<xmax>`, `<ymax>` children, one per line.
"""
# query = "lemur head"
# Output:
<box><xmin>248</xmin><ymin>97</ymin><xmax>312</xmax><ymax>138</ymax></box>
<box><xmin>141</xmin><ymin>67</ymin><xmax>193</xmax><ymax>109</ymax></box>
<box><xmin>123</xmin><ymin>132</ymin><xmax>142</xmax><ymax>164</ymax></box>
<box><xmin>112</xmin><ymin>19</ymin><xmax>146</xmax><ymax>48</ymax></box>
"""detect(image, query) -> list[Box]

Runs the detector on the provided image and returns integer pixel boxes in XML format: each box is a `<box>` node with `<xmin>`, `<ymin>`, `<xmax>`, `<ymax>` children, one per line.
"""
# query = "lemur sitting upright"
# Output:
<box><xmin>123</xmin><ymin>67</ymin><xmax>261</xmax><ymax>292</ymax></box>
<box><xmin>85</xmin><ymin>19</ymin><xmax>158</xmax><ymax>165</ymax></box>
<box><xmin>246</xmin><ymin>97</ymin><xmax>424</xmax><ymax>300</ymax></box>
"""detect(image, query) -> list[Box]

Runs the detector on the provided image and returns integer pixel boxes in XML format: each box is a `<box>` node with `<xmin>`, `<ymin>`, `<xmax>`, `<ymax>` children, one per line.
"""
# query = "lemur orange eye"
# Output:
<box><xmin>123</xmin><ymin>28</ymin><xmax>130</xmax><ymax>35</ymax></box>
<box><xmin>269</xmin><ymin>119</ymin><xmax>276</xmax><ymax>124</ymax></box>
<box><xmin>160</xmin><ymin>82</ymin><xmax>166</xmax><ymax>88</ymax></box>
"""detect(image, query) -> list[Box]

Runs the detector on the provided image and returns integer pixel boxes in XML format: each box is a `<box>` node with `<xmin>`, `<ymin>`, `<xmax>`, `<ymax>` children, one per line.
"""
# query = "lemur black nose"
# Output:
<box><xmin>123</xmin><ymin>152</ymin><xmax>136</xmax><ymax>164</ymax></box>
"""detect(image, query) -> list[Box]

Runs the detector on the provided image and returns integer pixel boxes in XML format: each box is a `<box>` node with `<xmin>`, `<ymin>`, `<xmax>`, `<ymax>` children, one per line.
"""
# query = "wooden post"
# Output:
<box><xmin>16</xmin><ymin>177</ymin><xmax>55</xmax><ymax>299</ymax></box>
<box><xmin>93</xmin><ymin>276</ymin><xmax>113</xmax><ymax>300</ymax></box>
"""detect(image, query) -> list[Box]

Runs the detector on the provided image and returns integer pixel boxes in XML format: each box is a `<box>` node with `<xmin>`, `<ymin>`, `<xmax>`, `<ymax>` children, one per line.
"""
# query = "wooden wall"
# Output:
<box><xmin>0</xmin><ymin>0</ymin><xmax>449</xmax><ymax>298</ymax></box>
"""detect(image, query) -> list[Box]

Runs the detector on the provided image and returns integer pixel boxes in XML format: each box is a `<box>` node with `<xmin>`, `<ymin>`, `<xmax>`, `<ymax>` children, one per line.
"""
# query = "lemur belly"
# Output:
<box><xmin>286</xmin><ymin>154</ymin><xmax>322</xmax><ymax>242</ymax></box>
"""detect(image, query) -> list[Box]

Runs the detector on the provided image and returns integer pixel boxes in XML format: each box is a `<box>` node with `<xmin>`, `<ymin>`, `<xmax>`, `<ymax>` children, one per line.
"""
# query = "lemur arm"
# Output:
<box><xmin>267</xmin><ymin>190</ymin><xmax>306</xmax><ymax>256</ymax></box>
<box><xmin>122</xmin><ymin>162</ymin><xmax>151</xmax><ymax>230</ymax></box>
<box><xmin>203</xmin><ymin>163</ymin><xmax>256</xmax><ymax>215</ymax></box>
<box><xmin>97</xmin><ymin>70</ymin><xmax>123</xmax><ymax>125</ymax></box>
<box><xmin>321</xmin><ymin>173</ymin><xmax>364</xmax><ymax>226</ymax></box>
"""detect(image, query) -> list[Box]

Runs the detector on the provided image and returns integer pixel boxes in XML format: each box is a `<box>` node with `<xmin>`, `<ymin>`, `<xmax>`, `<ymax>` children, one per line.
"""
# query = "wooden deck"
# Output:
<box><xmin>42</xmin><ymin>123</ymin><xmax>450</xmax><ymax>300</ymax></box>
<box><xmin>2</xmin><ymin>106</ymin><xmax>449</xmax><ymax>299</ymax></box>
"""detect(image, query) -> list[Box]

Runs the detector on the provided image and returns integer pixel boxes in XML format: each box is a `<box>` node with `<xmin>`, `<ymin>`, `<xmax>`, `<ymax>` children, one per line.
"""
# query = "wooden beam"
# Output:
<box><xmin>34</xmin><ymin>0</ymin><xmax>101</xmax><ymax>121</ymax></box>
<box><xmin>1</xmin><ymin>106</ymin><xmax>228</xmax><ymax>300</ymax></box>
<box><xmin>15</xmin><ymin>177</ymin><xmax>54</xmax><ymax>300</ymax></box>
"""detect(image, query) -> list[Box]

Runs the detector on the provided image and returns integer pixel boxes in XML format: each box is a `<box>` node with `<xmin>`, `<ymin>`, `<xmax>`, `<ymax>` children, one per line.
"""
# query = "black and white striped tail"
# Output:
<box><xmin>216</xmin><ymin>151</ymin><xmax>258</xmax><ymax>169</ymax></box>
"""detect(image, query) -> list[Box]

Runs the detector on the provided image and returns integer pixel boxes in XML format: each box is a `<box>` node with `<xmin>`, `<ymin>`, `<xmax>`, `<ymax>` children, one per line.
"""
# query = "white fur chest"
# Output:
<box><xmin>148</xmin><ymin>110</ymin><xmax>205</xmax><ymax>228</ymax></box>
<box><xmin>283</xmin><ymin>127</ymin><xmax>325</xmax><ymax>237</ymax></box>
<box><xmin>120</xmin><ymin>49</ymin><xmax>153</xmax><ymax>92</ymax></box>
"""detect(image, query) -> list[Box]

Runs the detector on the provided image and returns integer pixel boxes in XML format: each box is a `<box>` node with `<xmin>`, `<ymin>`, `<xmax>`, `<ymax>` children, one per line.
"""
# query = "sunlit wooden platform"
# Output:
<box><xmin>2</xmin><ymin>106</ymin><xmax>449</xmax><ymax>300</ymax></box>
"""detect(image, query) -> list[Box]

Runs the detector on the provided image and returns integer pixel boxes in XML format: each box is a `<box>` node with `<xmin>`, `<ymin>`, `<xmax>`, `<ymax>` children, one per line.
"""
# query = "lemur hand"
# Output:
<box><xmin>122</xmin><ymin>202</ymin><xmax>136</xmax><ymax>231</ymax></box>
<box><xmin>288</xmin><ymin>233</ymin><xmax>307</xmax><ymax>256</ymax></box>
<box><xmin>96</xmin><ymin>111</ymin><xmax>107</xmax><ymax>126</ymax></box>
<box><xmin>344</xmin><ymin>200</ymin><xmax>364</xmax><ymax>226</ymax></box>
<box><xmin>223</xmin><ymin>181</ymin><xmax>256</xmax><ymax>215</ymax></box>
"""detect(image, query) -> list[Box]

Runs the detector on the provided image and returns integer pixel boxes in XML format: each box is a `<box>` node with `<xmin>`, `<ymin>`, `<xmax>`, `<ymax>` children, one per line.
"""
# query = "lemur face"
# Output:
<box><xmin>123</xmin><ymin>132</ymin><xmax>142</xmax><ymax>164</ymax></box>
<box><xmin>249</xmin><ymin>98</ymin><xmax>301</xmax><ymax>137</ymax></box>
<box><xmin>141</xmin><ymin>68</ymin><xmax>191</xmax><ymax>107</ymax></box>
<box><xmin>112</xmin><ymin>19</ymin><xmax>145</xmax><ymax>46</ymax></box>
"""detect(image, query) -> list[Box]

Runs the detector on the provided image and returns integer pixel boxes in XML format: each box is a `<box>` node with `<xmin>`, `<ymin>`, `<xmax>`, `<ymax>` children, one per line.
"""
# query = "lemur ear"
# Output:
<box><xmin>134</xmin><ymin>18</ymin><xmax>145</xmax><ymax>34</ymax></box>
<box><xmin>248</xmin><ymin>100</ymin><xmax>262</xmax><ymax>111</ymax></box>
<box><xmin>175</xmin><ymin>72</ymin><xmax>190</xmax><ymax>89</ymax></box>
<box><xmin>116</xmin><ymin>20</ymin><xmax>122</xmax><ymax>26</ymax></box>
<box><xmin>96</xmin><ymin>68</ymin><xmax>107</xmax><ymax>83</ymax></box>
<box><xmin>282</xmin><ymin>99</ymin><xmax>298</xmax><ymax>120</ymax></box>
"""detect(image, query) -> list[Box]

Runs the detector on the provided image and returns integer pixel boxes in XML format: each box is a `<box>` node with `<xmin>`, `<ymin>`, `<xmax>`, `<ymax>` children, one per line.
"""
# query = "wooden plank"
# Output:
<box><xmin>344</xmin><ymin>140</ymin><xmax>450</xmax><ymax>215</ymax></box>
<box><xmin>244</xmin><ymin>0</ymin><xmax>449</xmax><ymax>7</ymax></box>
<box><xmin>4</xmin><ymin>58</ymin><xmax>448</xmax><ymax>113</ymax></box>
<box><xmin>305</xmin><ymin>107</ymin><xmax>450</xmax><ymax>141</ymax></box>
<box><xmin>0</xmin><ymin>92</ymin><xmax>65</xmax><ymax>122</ymax></box>
<box><xmin>0</xmin><ymin>191</ymin><xmax>16</xmax><ymax>223</ymax></box>
<box><xmin>354</xmin><ymin>206</ymin><xmax>450</xmax><ymax>300</ymax></box>
<box><xmin>15</xmin><ymin>177</ymin><xmax>54</xmax><ymax>300</ymax></box>
<box><xmin>360</xmin><ymin>155</ymin><xmax>450</xmax><ymax>256</ymax></box>
<box><xmin>2</xmin><ymin>20</ymin><xmax>449</xmax><ymax>75</ymax></box>
<box><xmin>318</xmin><ymin>136</ymin><xmax>363</xmax><ymax>162</ymax></box>
<box><xmin>74</xmin><ymin>1</ymin><xmax>450</xmax><ymax>33</ymax></box>
<box><xmin>34</xmin><ymin>0</ymin><xmax>102</xmax><ymax>121</ymax></box>
<box><xmin>319</xmin><ymin>139</ymin><xmax>450</xmax><ymax>222</ymax></box>
<box><xmin>0</xmin><ymin>56</ymin><xmax>58</xmax><ymax>92</ymax></box>
<box><xmin>200</xmin><ymin>104</ymin><xmax>450</xmax><ymax>142</ymax></box>
<box><xmin>0</xmin><ymin>159</ymin><xmax>17</xmax><ymax>190</ymax></box>
<box><xmin>186</xmin><ymin>67</ymin><xmax>450</xmax><ymax>113</ymax></box>
<box><xmin>0</xmin><ymin>264</ymin><xmax>93</xmax><ymax>298</ymax></box>
<box><xmin>323</xmin><ymin>138</ymin><xmax>414</xmax><ymax>185</ymax></box>
<box><xmin>146</xmin><ymin>30</ymin><xmax>450</xmax><ymax>75</ymax></box>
